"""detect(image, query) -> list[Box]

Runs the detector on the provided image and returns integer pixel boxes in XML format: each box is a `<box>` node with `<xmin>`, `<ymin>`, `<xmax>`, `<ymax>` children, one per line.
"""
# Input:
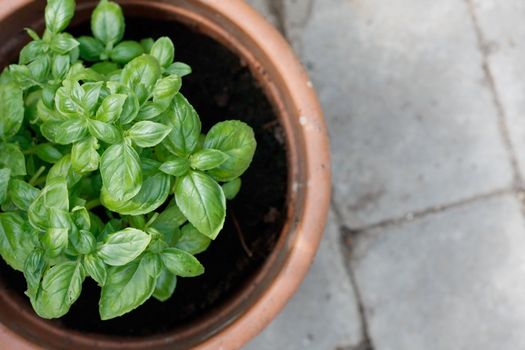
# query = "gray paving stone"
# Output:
<box><xmin>469</xmin><ymin>0</ymin><xmax>525</xmax><ymax>181</ymax></box>
<box><xmin>352</xmin><ymin>194</ymin><xmax>525</xmax><ymax>350</ymax></box>
<box><xmin>289</xmin><ymin>0</ymin><xmax>513</xmax><ymax>227</ymax></box>
<box><xmin>245</xmin><ymin>210</ymin><xmax>362</xmax><ymax>350</ymax></box>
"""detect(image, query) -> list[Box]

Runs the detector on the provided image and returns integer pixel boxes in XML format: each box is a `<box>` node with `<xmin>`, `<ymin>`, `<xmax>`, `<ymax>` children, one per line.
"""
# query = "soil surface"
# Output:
<box><xmin>0</xmin><ymin>17</ymin><xmax>288</xmax><ymax>336</ymax></box>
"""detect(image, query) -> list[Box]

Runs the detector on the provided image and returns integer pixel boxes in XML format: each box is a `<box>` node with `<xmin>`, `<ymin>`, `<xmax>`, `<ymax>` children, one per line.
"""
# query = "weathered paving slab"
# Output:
<box><xmin>352</xmin><ymin>194</ymin><xmax>525</xmax><ymax>350</ymax></box>
<box><xmin>281</xmin><ymin>0</ymin><xmax>513</xmax><ymax>228</ymax></box>
<box><xmin>245</xmin><ymin>211</ymin><xmax>362</xmax><ymax>350</ymax></box>
<box><xmin>468</xmin><ymin>0</ymin><xmax>525</xmax><ymax>182</ymax></box>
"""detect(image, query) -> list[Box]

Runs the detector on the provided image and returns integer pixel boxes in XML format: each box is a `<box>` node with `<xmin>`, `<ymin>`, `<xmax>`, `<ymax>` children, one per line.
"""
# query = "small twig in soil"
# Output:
<box><xmin>230</xmin><ymin>209</ymin><xmax>253</xmax><ymax>258</ymax></box>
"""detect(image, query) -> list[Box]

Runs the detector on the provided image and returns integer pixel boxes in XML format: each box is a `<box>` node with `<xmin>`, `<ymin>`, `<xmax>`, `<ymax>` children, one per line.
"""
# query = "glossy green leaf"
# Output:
<box><xmin>222</xmin><ymin>178</ymin><xmax>242</xmax><ymax>200</ymax></box>
<box><xmin>41</xmin><ymin>119</ymin><xmax>88</xmax><ymax>145</ymax></box>
<box><xmin>152</xmin><ymin>268</ymin><xmax>176</xmax><ymax>302</ymax></box>
<box><xmin>153</xmin><ymin>74</ymin><xmax>181</xmax><ymax>107</ymax></box>
<box><xmin>19</xmin><ymin>41</ymin><xmax>47</xmax><ymax>65</ymax></box>
<box><xmin>0</xmin><ymin>82</ymin><xmax>24</xmax><ymax>139</ymax></box>
<box><xmin>35</xmin><ymin>143</ymin><xmax>64</xmax><ymax>164</ymax></box>
<box><xmin>165</xmin><ymin>62</ymin><xmax>192</xmax><ymax>77</ymax></box>
<box><xmin>127</xmin><ymin>121</ymin><xmax>171</xmax><ymax>148</ymax></box>
<box><xmin>82</xmin><ymin>81</ymin><xmax>104</xmax><ymax>114</ymax></box>
<box><xmin>175</xmin><ymin>223</ymin><xmax>211</xmax><ymax>255</ymax></box>
<box><xmin>140</xmin><ymin>38</ymin><xmax>154</xmax><ymax>53</ymax></box>
<box><xmin>99</xmin><ymin>252</ymin><xmax>160</xmax><ymax>320</ymax></box>
<box><xmin>69</xmin><ymin>229</ymin><xmax>96</xmax><ymax>255</ymax></box>
<box><xmin>47</xmin><ymin>155</ymin><xmax>82</xmax><ymax>188</ymax></box>
<box><xmin>159</xmin><ymin>157</ymin><xmax>189</xmax><ymax>177</ymax></box>
<box><xmin>98</xmin><ymin>228</ymin><xmax>151</xmax><ymax>266</ymax></box>
<box><xmin>100</xmin><ymin>143</ymin><xmax>142</xmax><ymax>201</ymax></box>
<box><xmin>50</xmin><ymin>33</ymin><xmax>79</xmax><ymax>54</ymax></box>
<box><xmin>121</xmin><ymin>55</ymin><xmax>161</xmax><ymax>94</ymax></box>
<box><xmin>101</xmin><ymin>168</ymin><xmax>170</xmax><ymax>215</ymax></box>
<box><xmin>45</xmin><ymin>0</ymin><xmax>75</xmax><ymax>33</ymax></box>
<box><xmin>28</xmin><ymin>177</ymin><xmax>69</xmax><ymax>231</ymax></box>
<box><xmin>161</xmin><ymin>248</ymin><xmax>204</xmax><ymax>277</ymax></box>
<box><xmin>190</xmin><ymin>149</ymin><xmax>228</xmax><ymax>171</ymax></box>
<box><xmin>42</xmin><ymin>208</ymin><xmax>70</xmax><ymax>257</ymax></box>
<box><xmin>33</xmin><ymin>261</ymin><xmax>84</xmax><ymax>319</ymax></box>
<box><xmin>175</xmin><ymin>171</ymin><xmax>225</xmax><ymax>240</ymax></box>
<box><xmin>204</xmin><ymin>121</ymin><xmax>257</xmax><ymax>182</ymax></box>
<box><xmin>91</xmin><ymin>0</ymin><xmax>125</xmax><ymax>46</ymax></box>
<box><xmin>161</xmin><ymin>94</ymin><xmax>201</xmax><ymax>156</ymax></box>
<box><xmin>8</xmin><ymin>179</ymin><xmax>40</xmax><ymax>211</ymax></box>
<box><xmin>150</xmin><ymin>37</ymin><xmax>174</xmax><ymax>68</ymax></box>
<box><xmin>110</xmin><ymin>41</ymin><xmax>144</xmax><ymax>64</ymax></box>
<box><xmin>149</xmin><ymin>204</ymin><xmax>186</xmax><ymax>245</ymax></box>
<box><xmin>136</xmin><ymin>102</ymin><xmax>165</xmax><ymax>121</ymax></box>
<box><xmin>0</xmin><ymin>168</ymin><xmax>10</xmax><ymax>204</ymax></box>
<box><xmin>88</xmin><ymin>119</ymin><xmax>121</xmax><ymax>144</ymax></box>
<box><xmin>0</xmin><ymin>144</ymin><xmax>26</xmax><ymax>176</ymax></box>
<box><xmin>24</xmin><ymin>249</ymin><xmax>46</xmax><ymax>299</ymax></box>
<box><xmin>0</xmin><ymin>212</ymin><xmax>34</xmax><ymax>271</ymax></box>
<box><xmin>71</xmin><ymin>136</ymin><xmax>100</xmax><ymax>173</ymax></box>
<box><xmin>83</xmin><ymin>254</ymin><xmax>107</xmax><ymax>286</ymax></box>
<box><xmin>95</xmin><ymin>94</ymin><xmax>127</xmax><ymax>123</ymax></box>
<box><xmin>78</xmin><ymin>36</ymin><xmax>104</xmax><ymax>61</ymax></box>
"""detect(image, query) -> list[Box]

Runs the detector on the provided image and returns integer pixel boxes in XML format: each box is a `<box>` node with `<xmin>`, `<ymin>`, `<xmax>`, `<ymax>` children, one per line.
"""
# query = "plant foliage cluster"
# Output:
<box><xmin>0</xmin><ymin>0</ymin><xmax>256</xmax><ymax>320</ymax></box>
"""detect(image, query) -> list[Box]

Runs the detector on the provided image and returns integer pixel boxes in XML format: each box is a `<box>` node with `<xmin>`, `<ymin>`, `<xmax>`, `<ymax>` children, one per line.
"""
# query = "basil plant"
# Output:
<box><xmin>0</xmin><ymin>0</ymin><xmax>256</xmax><ymax>320</ymax></box>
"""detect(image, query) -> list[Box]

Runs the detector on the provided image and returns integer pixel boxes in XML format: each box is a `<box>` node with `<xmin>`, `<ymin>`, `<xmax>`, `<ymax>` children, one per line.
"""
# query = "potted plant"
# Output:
<box><xmin>0</xmin><ymin>1</ymin><xmax>331</xmax><ymax>349</ymax></box>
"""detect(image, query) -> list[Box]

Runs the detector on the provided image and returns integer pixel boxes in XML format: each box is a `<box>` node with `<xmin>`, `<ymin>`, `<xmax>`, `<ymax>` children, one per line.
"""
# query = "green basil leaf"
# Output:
<box><xmin>152</xmin><ymin>268</ymin><xmax>176</xmax><ymax>302</ymax></box>
<box><xmin>47</xmin><ymin>154</ymin><xmax>82</xmax><ymax>188</ymax></box>
<box><xmin>8</xmin><ymin>179</ymin><xmax>40</xmax><ymax>211</ymax></box>
<box><xmin>99</xmin><ymin>253</ymin><xmax>160</xmax><ymax>320</ymax></box>
<box><xmin>78</xmin><ymin>36</ymin><xmax>104</xmax><ymax>62</ymax></box>
<box><xmin>127</xmin><ymin>121</ymin><xmax>172</xmax><ymax>148</ymax></box>
<box><xmin>222</xmin><ymin>177</ymin><xmax>242</xmax><ymax>200</ymax></box>
<box><xmin>45</xmin><ymin>0</ymin><xmax>75</xmax><ymax>34</ymax></box>
<box><xmin>91</xmin><ymin>61</ymin><xmax>119</xmax><ymax>76</ymax></box>
<box><xmin>29</xmin><ymin>177</ymin><xmax>69</xmax><ymax>231</ymax></box>
<box><xmin>161</xmin><ymin>247</ymin><xmax>204</xmax><ymax>277</ymax></box>
<box><xmin>121</xmin><ymin>54</ymin><xmax>161</xmax><ymax>94</ymax></box>
<box><xmin>190</xmin><ymin>149</ymin><xmax>228</xmax><ymax>171</ymax></box>
<box><xmin>101</xmin><ymin>169</ymin><xmax>170</xmax><ymax>215</ymax></box>
<box><xmin>159</xmin><ymin>157</ymin><xmax>189</xmax><ymax>177</ymax></box>
<box><xmin>175</xmin><ymin>171</ymin><xmax>225</xmax><ymax>240</ymax></box>
<box><xmin>175</xmin><ymin>223</ymin><xmax>211</xmax><ymax>255</ymax></box>
<box><xmin>88</xmin><ymin>119</ymin><xmax>122</xmax><ymax>144</ymax></box>
<box><xmin>69</xmin><ymin>229</ymin><xmax>96</xmax><ymax>255</ymax></box>
<box><xmin>150</xmin><ymin>37</ymin><xmax>175</xmax><ymax>68</ymax></box>
<box><xmin>52</xmin><ymin>54</ymin><xmax>71</xmax><ymax>79</ymax></box>
<box><xmin>165</xmin><ymin>62</ymin><xmax>192</xmax><ymax>77</ymax></box>
<box><xmin>136</xmin><ymin>102</ymin><xmax>165</xmax><ymax>121</ymax></box>
<box><xmin>153</xmin><ymin>74</ymin><xmax>181</xmax><ymax>107</ymax></box>
<box><xmin>35</xmin><ymin>143</ymin><xmax>64</xmax><ymax>164</ymax></box>
<box><xmin>42</xmin><ymin>208</ymin><xmax>70</xmax><ymax>257</ymax></box>
<box><xmin>120</xmin><ymin>93</ymin><xmax>140</xmax><ymax>125</ymax></box>
<box><xmin>28</xmin><ymin>54</ymin><xmax>50</xmax><ymax>82</ymax></box>
<box><xmin>95</xmin><ymin>94</ymin><xmax>127</xmax><ymax>123</ymax></box>
<box><xmin>149</xmin><ymin>204</ymin><xmax>186</xmax><ymax>244</ymax></box>
<box><xmin>71</xmin><ymin>206</ymin><xmax>90</xmax><ymax>231</ymax></box>
<box><xmin>83</xmin><ymin>254</ymin><xmax>107</xmax><ymax>286</ymax></box>
<box><xmin>55</xmin><ymin>84</ymin><xmax>83</xmax><ymax>117</ymax></box>
<box><xmin>98</xmin><ymin>228</ymin><xmax>151</xmax><ymax>266</ymax></box>
<box><xmin>0</xmin><ymin>168</ymin><xmax>10</xmax><ymax>204</ymax></box>
<box><xmin>19</xmin><ymin>41</ymin><xmax>47</xmax><ymax>65</ymax></box>
<box><xmin>0</xmin><ymin>143</ymin><xmax>26</xmax><ymax>176</ymax></box>
<box><xmin>161</xmin><ymin>94</ymin><xmax>201</xmax><ymax>156</ymax></box>
<box><xmin>24</xmin><ymin>249</ymin><xmax>46</xmax><ymax>299</ymax></box>
<box><xmin>71</xmin><ymin>136</ymin><xmax>100</xmax><ymax>173</ymax></box>
<box><xmin>41</xmin><ymin>119</ymin><xmax>88</xmax><ymax>145</ymax></box>
<box><xmin>0</xmin><ymin>82</ymin><xmax>24</xmax><ymax>139</ymax></box>
<box><xmin>82</xmin><ymin>81</ymin><xmax>104</xmax><ymax>114</ymax></box>
<box><xmin>91</xmin><ymin>0</ymin><xmax>125</xmax><ymax>46</ymax></box>
<box><xmin>33</xmin><ymin>261</ymin><xmax>84</xmax><ymax>319</ymax></box>
<box><xmin>50</xmin><ymin>33</ymin><xmax>79</xmax><ymax>54</ymax></box>
<box><xmin>0</xmin><ymin>212</ymin><xmax>35</xmax><ymax>271</ymax></box>
<box><xmin>110</xmin><ymin>41</ymin><xmax>144</xmax><ymax>64</ymax></box>
<box><xmin>100</xmin><ymin>143</ymin><xmax>142</xmax><ymax>201</ymax></box>
<box><xmin>204</xmin><ymin>121</ymin><xmax>257</xmax><ymax>182</ymax></box>
<box><xmin>140</xmin><ymin>38</ymin><xmax>155</xmax><ymax>53</ymax></box>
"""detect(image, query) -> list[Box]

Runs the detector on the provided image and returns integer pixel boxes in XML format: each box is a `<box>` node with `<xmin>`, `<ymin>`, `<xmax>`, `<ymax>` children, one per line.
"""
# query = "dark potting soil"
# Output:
<box><xmin>0</xmin><ymin>17</ymin><xmax>288</xmax><ymax>336</ymax></box>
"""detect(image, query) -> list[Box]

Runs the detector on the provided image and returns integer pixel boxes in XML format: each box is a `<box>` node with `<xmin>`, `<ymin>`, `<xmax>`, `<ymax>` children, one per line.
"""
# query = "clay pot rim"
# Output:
<box><xmin>0</xmin><ymin>1</ymin><xmax>331</xmax><ymax>349</ymax></box>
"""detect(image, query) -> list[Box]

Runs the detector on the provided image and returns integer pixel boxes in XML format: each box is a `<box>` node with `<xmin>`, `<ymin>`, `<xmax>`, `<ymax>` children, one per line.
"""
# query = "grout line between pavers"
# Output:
<box><xmin>340</xmin><ymin>187</ymin><xmax>511</xmax><ymax>233</ymax></box>
<box><xmin>331</xmin><ymin>194</ymin><xmax>376</xmax><ymax>350</ymax></box>
<box><xmin>465</xmin><ymin>0</ymin><xmax>524</xmax><ymax>192</ymax></box>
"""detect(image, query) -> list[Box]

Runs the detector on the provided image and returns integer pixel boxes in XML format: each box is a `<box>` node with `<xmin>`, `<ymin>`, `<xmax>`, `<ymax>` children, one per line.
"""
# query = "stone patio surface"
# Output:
<box><xmin>244</xmin><ymin>0</ymin><xmax>525</xmax><ymax>349</ymax></box>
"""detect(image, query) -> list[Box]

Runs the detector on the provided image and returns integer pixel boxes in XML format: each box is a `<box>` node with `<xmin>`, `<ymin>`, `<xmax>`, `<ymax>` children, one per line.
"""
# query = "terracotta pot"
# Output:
<box><xmin>0</xmin><ymin>0</ymin><xmax>331</xmax><ymax>349</ymax></box>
